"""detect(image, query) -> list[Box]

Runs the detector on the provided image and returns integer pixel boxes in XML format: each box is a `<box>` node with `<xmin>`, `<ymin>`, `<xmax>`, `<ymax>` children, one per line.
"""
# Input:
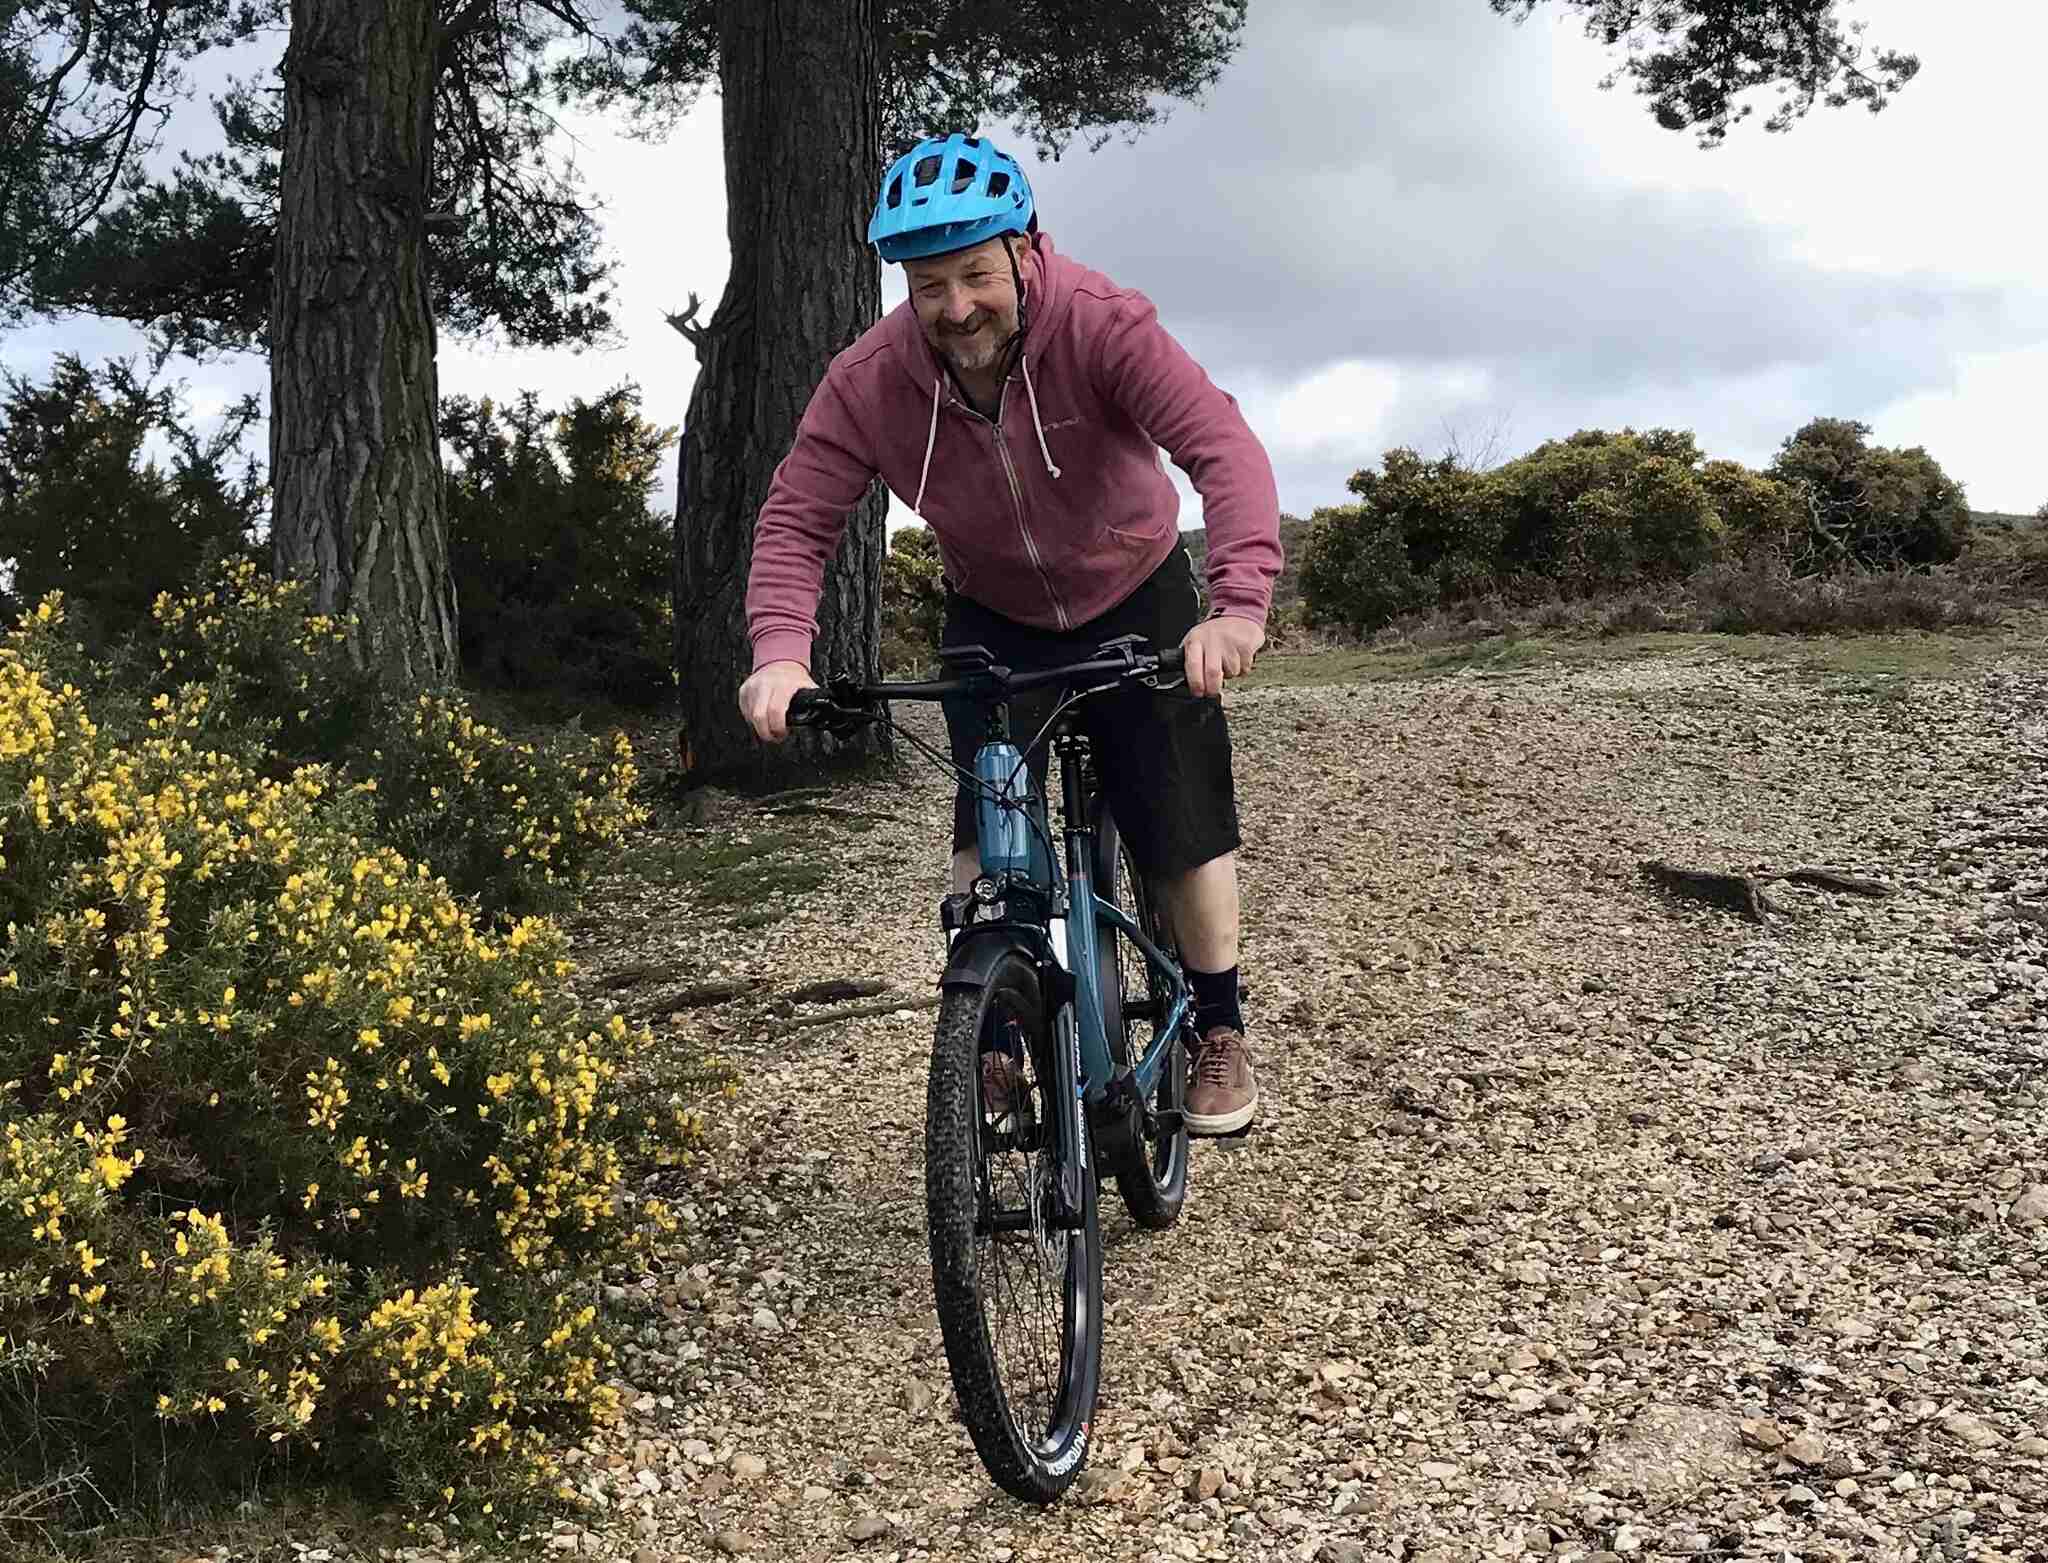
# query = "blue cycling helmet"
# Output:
<box><xmin>868</xmin><ymin>133</ymin><xmax>1034</xmax><ymax>263</ymax></box>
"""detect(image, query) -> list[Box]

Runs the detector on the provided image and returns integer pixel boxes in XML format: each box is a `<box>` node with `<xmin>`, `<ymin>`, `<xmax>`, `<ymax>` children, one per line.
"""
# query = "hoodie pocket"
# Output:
<box><xmin>1099</xmin><ymin>520</ymin><xmax>1165</xmax><ymax>557</ymax></box>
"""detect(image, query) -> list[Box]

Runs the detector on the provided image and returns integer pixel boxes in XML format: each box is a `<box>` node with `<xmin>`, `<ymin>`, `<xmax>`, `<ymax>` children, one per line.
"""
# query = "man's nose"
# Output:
<box><xmin>940</xmin><ymin>286</ymin><xmax>977</xmax><ymax>324</ymax></box>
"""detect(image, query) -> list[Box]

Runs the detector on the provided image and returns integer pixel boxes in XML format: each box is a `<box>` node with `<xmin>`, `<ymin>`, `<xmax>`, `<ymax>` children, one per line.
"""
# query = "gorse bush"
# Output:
<box><xmin>0</xmin><ymin>577</ymin><xmax>698</xmax><ymax>1526</ymax></box>
<box><xmin>1302</xmin><ymin>421</ymin><xmax>1979</xmax><ymax>635</ymax></box>
<box><xmin>136</xmin><ymin>561</ymin><xmax>645</xmax><ymax>920</ymax></box>
<box><xmin>444</xmin><ymin>387</ymin><xmax>674</xmax><ymax>708</ymax></box>
<box><xmin>880</xmin><ymin>524</ymin><xmax>946</xmax><ymax>672</ymax></box>
<box><xmin>1767</xmin><ymin>417</ymin><xmax>1969</xmax><ymax>568</ymax></box>
<box><xmin>0</xmin><ymin>356</ymin><xmax>264</xmax><ymax>646</ymax></box>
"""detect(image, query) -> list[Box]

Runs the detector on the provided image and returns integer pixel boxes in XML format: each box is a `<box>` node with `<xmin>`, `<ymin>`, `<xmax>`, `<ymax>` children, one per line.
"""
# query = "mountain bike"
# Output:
<box><xmin>788</xmin><ymin>633</ymin><xmax>1195</xmax><ymax>1504</ymax></box>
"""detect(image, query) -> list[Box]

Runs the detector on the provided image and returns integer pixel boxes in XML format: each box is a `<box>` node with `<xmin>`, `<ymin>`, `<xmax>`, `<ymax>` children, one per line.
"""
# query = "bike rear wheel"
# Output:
<box><xmin>1092</xmin><ymin>807</ymin><xmax>1190</xmax><ymax>1230</ymax></box>
<box><xmin>926</xmin><ymin>949</ymin><xmax>1102</xmax><ymax>1503</ymax></box>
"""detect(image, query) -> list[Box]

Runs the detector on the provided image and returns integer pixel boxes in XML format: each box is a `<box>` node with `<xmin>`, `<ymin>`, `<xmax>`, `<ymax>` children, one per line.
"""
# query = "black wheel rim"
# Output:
<box><xmin>975</xmin><ymin>991</ymin><xmax>1089</xmax><ymax>1457</ymax></box>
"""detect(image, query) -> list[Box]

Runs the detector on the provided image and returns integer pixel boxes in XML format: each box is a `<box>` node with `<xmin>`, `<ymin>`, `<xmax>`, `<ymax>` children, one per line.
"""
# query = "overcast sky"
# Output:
<box><xmin>5</xmin><ymin>0</ymin><xmax>2042</xmax><ymax>526</ymax></box>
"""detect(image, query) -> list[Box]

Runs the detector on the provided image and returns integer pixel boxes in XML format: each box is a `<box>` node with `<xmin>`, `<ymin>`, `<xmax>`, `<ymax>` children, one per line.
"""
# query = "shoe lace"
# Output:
<box><xmin>1195</xmin><ymin>1032</ymin><xmax>1240</xmax><ymax>1088</ymax></box>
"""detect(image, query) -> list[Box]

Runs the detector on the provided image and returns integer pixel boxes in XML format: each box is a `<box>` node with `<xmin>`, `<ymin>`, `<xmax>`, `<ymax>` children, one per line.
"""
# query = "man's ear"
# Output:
<box><xmin>1007</xmin><ymin>235</ymin><xmax>1037</xmax><ymax>293</ymax></box>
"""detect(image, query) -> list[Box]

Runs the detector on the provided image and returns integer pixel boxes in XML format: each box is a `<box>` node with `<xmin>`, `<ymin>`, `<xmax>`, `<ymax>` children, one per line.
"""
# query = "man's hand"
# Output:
<box><xmin>739</xmin><ymin>659</ymin><xmax>816</xmax><ymax>742</ymax></box>
<box><xmin>1180</xmin><ymin>616</ymin><xmax>1264</xmax><ymax>698</ymax></box>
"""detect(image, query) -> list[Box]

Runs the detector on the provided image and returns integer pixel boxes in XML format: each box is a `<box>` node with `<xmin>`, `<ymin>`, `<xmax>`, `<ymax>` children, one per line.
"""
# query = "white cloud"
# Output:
<box><xmin>8</xmin><ymin>0</ymin><xmax>2042</xmax><ymax>532</ymax></box>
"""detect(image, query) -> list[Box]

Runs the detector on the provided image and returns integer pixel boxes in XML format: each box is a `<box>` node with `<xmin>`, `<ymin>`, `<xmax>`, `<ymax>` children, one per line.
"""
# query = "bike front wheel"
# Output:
<box><xmin>926</xmin><ymin>949</ymin><xmax>1102</xmax><ymax>1504</ymax></box>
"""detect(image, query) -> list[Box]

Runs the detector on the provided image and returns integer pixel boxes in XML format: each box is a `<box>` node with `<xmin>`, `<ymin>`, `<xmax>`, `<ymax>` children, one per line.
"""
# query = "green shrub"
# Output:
<box><xmin>1299</xmin><ymin>502</ymin><xmax>1432</xmax><ymax>635</ymax></box>
<box><xmin>0</xmin><ymin>591</ymin><xmax>700</xmax><ymax>1527</ymax></box>
<box><xmin>134</xmin><ymin>561</ymin><xmax>645</xmax><ymax>920</ymax></box>
<box><xmin>880</xmin><ymin>524</ymin><xmax>946</xmax><ymax>673</ymax></box>
<box><xmin>0</xmin><ymin>356</ymin><xmax>264</xmax><ymax>646</ymax></box>
<box><xmin>1698</xmin><ymin>458</ymin><xmax>1803</xmax><ymax>558</ymax></box>
<box><xmin>1767</xmin><ymin>417</ymin><xmax>1970</xmax><ymax>567</ymax></box>
<box><xmin>443</xmin><ymin>388</ymin><xmax>675</xmax><ymax>709</ymax></box>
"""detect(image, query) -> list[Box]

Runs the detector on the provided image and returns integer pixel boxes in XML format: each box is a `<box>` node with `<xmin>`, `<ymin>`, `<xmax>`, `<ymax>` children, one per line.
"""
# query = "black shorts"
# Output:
<box><xmin>941</xmin><ymin>546</ymin><xmax>1242</xmax><ymax>883</ymax></box>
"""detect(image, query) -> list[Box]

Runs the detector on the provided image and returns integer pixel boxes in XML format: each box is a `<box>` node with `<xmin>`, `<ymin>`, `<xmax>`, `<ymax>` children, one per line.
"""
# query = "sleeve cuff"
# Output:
<box><xmin>1207</xmin><ymin>602</ymin><xmax>1269</xmax><ymax>632</ymax></box>
<box><xmin>750</xmin><ymin>632</ymin><xmax>814</xmax><ymax>673</ymax></box>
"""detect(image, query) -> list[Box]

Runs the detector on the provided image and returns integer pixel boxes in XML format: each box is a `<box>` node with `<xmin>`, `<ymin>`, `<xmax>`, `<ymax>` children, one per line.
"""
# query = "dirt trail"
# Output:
<box><xmin>559</xmin><ymin>643</ymin><xmax>2048</xmax><ymax>1563</ymax></box>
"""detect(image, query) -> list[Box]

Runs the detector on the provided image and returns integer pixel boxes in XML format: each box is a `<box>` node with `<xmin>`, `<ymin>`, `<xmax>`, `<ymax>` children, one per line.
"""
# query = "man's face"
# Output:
<box><xmin>905</xmin><ymin>236</ymin><xmax>1030</xmax><ymax>377</ymax></box>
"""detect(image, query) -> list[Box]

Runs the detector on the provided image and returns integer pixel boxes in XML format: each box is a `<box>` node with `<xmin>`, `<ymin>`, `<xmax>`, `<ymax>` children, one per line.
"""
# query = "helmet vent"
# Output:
<box><xmin>885</xmin><ymin>174</ymin><xmax>903</xmax><ymax>210</ymax></box>
<box><xmin>986</xmin><ymin>171</ymin><xmax>1010</xmax><ymax>198</ymax></box>
<box><xmin>950</xmin><ymin>158</ymin><xmax>976</xmax><ymax>194</ymax></box>
<box><xmin>912</xmin><ymin>154</ymin><xmax>942</xmax><ymax>188</ymax></box>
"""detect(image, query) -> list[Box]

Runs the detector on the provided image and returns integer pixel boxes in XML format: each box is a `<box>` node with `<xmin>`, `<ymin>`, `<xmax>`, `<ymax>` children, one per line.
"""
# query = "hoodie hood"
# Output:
<box><xmin>885</xmin><ymin>231</ymin><xmax>1078</xmax><ymax>399</ymax></box>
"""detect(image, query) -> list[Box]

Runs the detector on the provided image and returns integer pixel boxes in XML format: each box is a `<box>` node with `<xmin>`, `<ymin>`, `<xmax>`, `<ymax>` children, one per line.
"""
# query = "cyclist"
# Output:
<box><xmin>739</xmin><ymin>131</ymin><xmax>1281</xmax><ymax>1137</ymax></box>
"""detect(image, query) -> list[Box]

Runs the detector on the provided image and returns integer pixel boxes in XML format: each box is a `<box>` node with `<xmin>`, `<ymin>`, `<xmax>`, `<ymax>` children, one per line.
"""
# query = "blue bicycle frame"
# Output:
<box><xmin>969</xmin><ymin>721</ymin><xmax>1192</xmax><ymax>1112</ymax></box>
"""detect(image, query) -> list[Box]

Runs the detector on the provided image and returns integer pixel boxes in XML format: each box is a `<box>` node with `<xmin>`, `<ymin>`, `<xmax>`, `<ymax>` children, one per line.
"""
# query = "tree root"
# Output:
<box><xmin>1640</xmin><ymin>861</ymin><xmax>1897</xmax><ymax>924</ymax></box>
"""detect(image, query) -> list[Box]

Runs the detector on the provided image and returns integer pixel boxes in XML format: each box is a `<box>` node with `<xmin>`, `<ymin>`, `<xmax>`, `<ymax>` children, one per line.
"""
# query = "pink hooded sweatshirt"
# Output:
<box><xmin>744</xmin><ymin>232</ymin><xmax>1283</xmax><ymax>672</ymax></box>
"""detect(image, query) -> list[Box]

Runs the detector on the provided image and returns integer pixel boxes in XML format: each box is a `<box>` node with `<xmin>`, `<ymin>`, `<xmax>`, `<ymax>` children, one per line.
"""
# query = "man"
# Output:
<box><xmin>739</xmin><ymin>131</ymin><xmax>1281</xmax><ymax>1136</ymax></box>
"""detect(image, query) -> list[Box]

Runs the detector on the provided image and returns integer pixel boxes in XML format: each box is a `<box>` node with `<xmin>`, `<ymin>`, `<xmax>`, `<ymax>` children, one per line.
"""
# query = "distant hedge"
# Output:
<box><xmin>1302</xmin><ymin>420</ymin><xmax>1973</xmax><ymax>635</ymax></box>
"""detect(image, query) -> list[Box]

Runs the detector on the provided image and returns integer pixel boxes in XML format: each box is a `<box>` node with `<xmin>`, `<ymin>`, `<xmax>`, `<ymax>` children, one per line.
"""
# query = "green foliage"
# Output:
<box><xmin>1491</xmin><ymin>1</ymin><xmax>1919</xmax><ymax>146</ymax></box>
<box><xmin>124</xmin><ymin>562</ymin><xmax>649</xmax><ymax>924</ymax></box>
<box><xmin>32</xmin><ymin>4</ymin><xmax>618</xmax><ymax>356</ymax></box>
<box><xmin>1303</xmin><ymin>429</ymin><xmax>1751</xmax><ymax>632</ymax></box>
<box><xmin>593</xmin><ymin>0</ymin><xmax>1251</xmax><ymax>155</ymax></box>
<box><xmin>0</xmin><ymin>583</ymin><xmax>699</xmax><ymax>1526</ymax></box>
<box><xmin>0</xmin><ymin>355</ymin><xmax>264</xmax><ymax>644</ymax></box>
<box><xmin>443</xmin><ymin>386</ymin><xmax>675</xmax><ymax>710</ymax></box>
<box><xmin>1767</xmin><ymin>417</ymin><xmax>1971</xmax><ymax>568</ymax></box>
<box><xmin>1698</xmin><ymin>457</ymin><xmax>1804</xmax><ymax>557</ymax></box>
<box><xmin>1298</xmin><ymin>502</ymin><xmax>1432</xmax><ymax>637</ymax></box>
<box><xmin>879</xmin><ymin>524</ymin><xmax>946</xmax><ymax>672</ymax></box>
<box><xmin>1</xmin><ymin>0</ymin><xmax>283</xmax><ymax>324</ymax></box>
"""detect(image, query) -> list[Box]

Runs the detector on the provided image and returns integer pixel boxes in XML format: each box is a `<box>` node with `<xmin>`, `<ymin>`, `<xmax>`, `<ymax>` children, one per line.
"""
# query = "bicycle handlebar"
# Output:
<box><xmin>787</xmin><ymin>640</ymin><xmax>1185</xmax><ymax>733</ymax></box>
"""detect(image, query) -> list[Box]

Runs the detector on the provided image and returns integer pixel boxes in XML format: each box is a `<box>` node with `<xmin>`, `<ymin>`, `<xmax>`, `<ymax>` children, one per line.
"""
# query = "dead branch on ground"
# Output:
<box><xmin>1640</xmin><ymin>861</ymin><xmax>1896</xmax><ymax>924</ymax></box>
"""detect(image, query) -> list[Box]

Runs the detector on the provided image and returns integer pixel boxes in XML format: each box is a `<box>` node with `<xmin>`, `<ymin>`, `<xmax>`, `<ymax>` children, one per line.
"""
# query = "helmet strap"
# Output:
<box><xmin>994</xmin><ymin>233</ymin><xmax>1031</xmax><ymax>377</ymax></box>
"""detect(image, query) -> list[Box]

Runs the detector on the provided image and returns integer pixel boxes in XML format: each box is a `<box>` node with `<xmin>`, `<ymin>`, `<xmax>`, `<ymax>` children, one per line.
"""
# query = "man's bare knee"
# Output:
<box><xmin>951</xmin><ymin>847</ymin><xmax>981</xmax><ymax>896</ymax></box>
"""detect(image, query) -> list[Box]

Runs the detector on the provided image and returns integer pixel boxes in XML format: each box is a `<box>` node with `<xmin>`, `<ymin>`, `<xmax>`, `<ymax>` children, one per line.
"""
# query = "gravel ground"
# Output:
<box><xmin>529</xmin><ymin>642</ymin><xmax>2043</xmax><ymax>1563</ymax></box>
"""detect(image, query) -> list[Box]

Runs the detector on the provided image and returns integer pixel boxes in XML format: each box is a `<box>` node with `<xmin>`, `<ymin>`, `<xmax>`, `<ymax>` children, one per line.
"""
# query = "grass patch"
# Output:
<box><xmin>632</xmin><ymin>828</ymin><xmax>830</xmax><ymax>904</ymax></box>
<box><xmin>1247</xmin><ymin>613</ymin><xmax>2048</xmax><ymax>693</ymax></box>
<box><xmin>4</xmin><ymin>1484</ymin><xmax>410</xmax><ymax>1563</ymax></box>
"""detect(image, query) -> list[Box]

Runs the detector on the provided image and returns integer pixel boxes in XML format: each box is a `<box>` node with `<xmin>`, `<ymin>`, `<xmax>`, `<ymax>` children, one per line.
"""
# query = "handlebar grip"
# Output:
<box><xmin>786</xmin><ymin>687</ymin><xmax>827</xmax><ymax>727</ymax></box>
<box><xmin>1156</xmin><ymin>646</ymin><xmax>1185</xmax><ymax>674</ymax></box>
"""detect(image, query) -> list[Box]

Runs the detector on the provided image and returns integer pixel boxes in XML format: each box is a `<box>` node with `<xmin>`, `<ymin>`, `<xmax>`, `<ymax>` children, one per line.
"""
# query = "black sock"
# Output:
<box><xmin>1188</xmin><ymin>963</ymin><xmax>1243</xmax><ymax>1039</ymax></box>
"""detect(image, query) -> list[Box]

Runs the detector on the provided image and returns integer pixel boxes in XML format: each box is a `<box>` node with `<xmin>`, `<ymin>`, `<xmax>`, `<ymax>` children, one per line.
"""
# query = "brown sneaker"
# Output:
<box><xmin>981</xmin><ymin>1051</ymin><xmax>1032</xmax><ymax>1134</ymax></box>
<box><xmin>1185</xmin><ymin>1026</ymin><xmax>1257</xmax><ymax>1136</ymax></box>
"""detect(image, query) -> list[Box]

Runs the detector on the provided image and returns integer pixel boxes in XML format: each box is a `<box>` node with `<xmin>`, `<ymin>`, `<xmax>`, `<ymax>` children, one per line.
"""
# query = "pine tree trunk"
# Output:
<box><xmin>673</xmin><ymin>0</ymin><xmax>886</xmax><ymax>781</ymax></box>
<box><xmin>270</xmin><ymin>0</ymin><xmax>456</xmax><ymax>686</ymax></box>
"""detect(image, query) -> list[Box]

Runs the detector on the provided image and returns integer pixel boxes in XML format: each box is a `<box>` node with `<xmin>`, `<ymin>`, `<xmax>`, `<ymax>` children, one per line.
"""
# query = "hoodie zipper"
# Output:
<box><xmin>951</xmin><ymin>382</ymin><xmax>1068</xmax><ymax>630</ymax></box>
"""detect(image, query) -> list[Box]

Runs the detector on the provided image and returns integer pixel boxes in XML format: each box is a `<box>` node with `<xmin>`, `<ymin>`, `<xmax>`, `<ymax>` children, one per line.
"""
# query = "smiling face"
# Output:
<box><xmin>903</xmin><ymin>235</ymin><xmax>1033</xmax><ymax>378</ymax></box>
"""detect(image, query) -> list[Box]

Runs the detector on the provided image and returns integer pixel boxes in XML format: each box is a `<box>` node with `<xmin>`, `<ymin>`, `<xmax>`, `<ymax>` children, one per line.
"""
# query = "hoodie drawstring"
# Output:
<box><xmin>911</xmin><ymin>377</ymin><xmax>940</xmax><ymax>519</ymax></box>
<box><xmin>912</xmin><ymin>352</ymin><xmax>1063</xmax><ymax>522</ymax></box>
<box><xmin>1020</xmin><ymin>353</ymin><xmax>1063</xmax><ymax>481</ymax></box>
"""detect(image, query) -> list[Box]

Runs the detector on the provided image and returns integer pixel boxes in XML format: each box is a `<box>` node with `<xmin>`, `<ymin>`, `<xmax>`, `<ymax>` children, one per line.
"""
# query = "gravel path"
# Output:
<box><xmin>551</xmin><ymin>642</ymin><xmax>2047</xmax><ymax>1563</ymax></box>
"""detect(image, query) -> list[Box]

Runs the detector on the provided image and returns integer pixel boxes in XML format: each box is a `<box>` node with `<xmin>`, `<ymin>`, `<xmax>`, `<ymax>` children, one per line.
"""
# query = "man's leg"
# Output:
<box><xmin>1158</xmin><ymin>850</ymin><xmax>1239</xmax><ymax>975</ymax></box>
<box><xmin>1158</xmin><ymin>850</ymin><xmax>1256</xmax><ymax>1135</ymax></box>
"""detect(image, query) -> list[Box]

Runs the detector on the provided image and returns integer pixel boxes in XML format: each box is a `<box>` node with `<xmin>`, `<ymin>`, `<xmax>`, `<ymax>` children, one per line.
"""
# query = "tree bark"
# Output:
<box><xmin>672</xmin><ymin>0</ymin><xmax>887</xmax><ymax>781</ymax></box>
<box><xmin>270</xmin><ymin>0</ymin><xmax>457</xmax><ymax>686</ymax></box>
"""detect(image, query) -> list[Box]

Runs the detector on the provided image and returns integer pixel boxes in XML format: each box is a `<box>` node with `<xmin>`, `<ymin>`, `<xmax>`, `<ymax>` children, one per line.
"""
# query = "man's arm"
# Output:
<box><xmin>744</xmin><ymin>374</ymin><xmax>882</xmax><ymax>671</ymax></box>
<box><xmin>1094</xmin><ymin>294</ymin><xmax>1283</xmax><ymax>629</ymax></box>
